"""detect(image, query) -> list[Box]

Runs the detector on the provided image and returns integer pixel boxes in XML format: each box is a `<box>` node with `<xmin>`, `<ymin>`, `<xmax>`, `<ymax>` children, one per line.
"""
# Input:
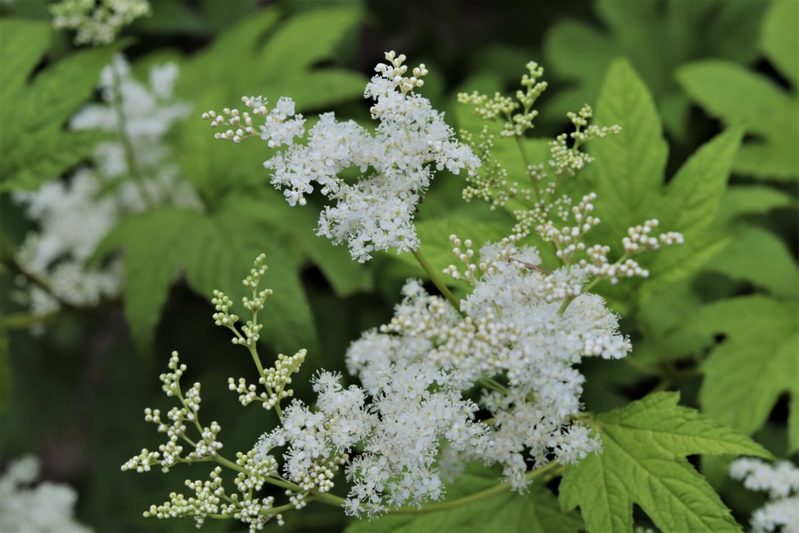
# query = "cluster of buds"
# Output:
<box><xmin>375</xmin><ymin>51</ymin><xmax>428</xmax><ymax>94</ymax></box>
<box><xmin>202</xmin><ymin>103</ymin><xmax>259</xmax><ymax>143</ymax></box>
<box><xmin>579</xmin><ymin>219</ymin><xmax>684</xmax><ymax>284</ymax></box>
<box><xmin>122</xmin><ymin>351</ymin><xmax>223</xmax><ymax>474</ymax></box>
<box><xmin>549</xmin><ymin>106</ymin><xmax>621</xmax><ymax>178</ymax></box>
<box><xmin>458</xmin><ymin>61</ymin><xmax>548</xmax><ymax>137</ymax></box>
<box><xmin>537</xmin><ymin>193</ymin><xmax>601</xmax><ymax>264</ymax></box>
<box><xmin>622</xmin><ymin>219</ymin><xmax>684</xmax><ymax>254</ymax></box>
<box><xmin>443</xmin><ymin>234</ymin><xmax>480</xmax><ymax>284</ymax></box>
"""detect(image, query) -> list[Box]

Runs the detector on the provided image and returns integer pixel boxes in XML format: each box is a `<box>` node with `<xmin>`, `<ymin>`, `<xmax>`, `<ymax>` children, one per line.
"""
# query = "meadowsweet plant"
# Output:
<box><xmin>118</xmin><ymin>55</ymin><xmax>778</xmax><ymax>533</ymax></box>
<box><xmin>50</xmin><ymin>0</ymin><xmax>150</xmax><ymax>46</ymax></box>
<box><xmin>730</xmin><ymin>459</ymin><xmax>799</xmax><ymax>533</ymax></box>
<box><xmin>10</xmin><ymin>55</ymin><xmax>198</xmax><ymax>317</ymax></box>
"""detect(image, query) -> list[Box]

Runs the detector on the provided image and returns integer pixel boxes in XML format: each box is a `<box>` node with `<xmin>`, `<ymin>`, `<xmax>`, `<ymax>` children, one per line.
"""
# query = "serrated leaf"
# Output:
<box><xmin>646</xmin><ymin>129</ymin><xmax>742</xmax><ymax>282</ymax></box>
<box><xmin>584</xmin><ymin>63</ymin><xmax>740</xmax><ymax>300</ymax></box>
<box><xmin>0</xmin><ymin>24</ymin><xmax>118</xmax><ymax>191</ymax></box>
<box><xmin>231</xmin><ymin>194</ymin><xmax>371</xmax><ymax>296</ymax></box>
<box><xmin>560</xmin><ymin>392</ymin><xmax>772</xmax><ymax>533</ymax></box>
<box><xmin>98</xmin><ymin>197</ymin><xmax>318</xmax><ymax>355</ymax></box>
<box><xmin>672</xmin><ymin>296</ymin><xmax>799</xmax><ymax>452</ymax></box>
<box><xmin>591</xmin><ymin>59</ymin><xmax>667</xmax><ymax>241</ymax></box>
<box><xmin>0</xmin><ymin>130</ymin><xmax>106</xmax><ymax>191</ymax></box>
<box><xmin>544</xmin><ymin>0</ymin><xmax>768</xmax><ymax>138</ymax></box>
<box><xmin>347</xmin><ymin>465</ymin><xmax>582</xmax><ymax>533</ymax></box>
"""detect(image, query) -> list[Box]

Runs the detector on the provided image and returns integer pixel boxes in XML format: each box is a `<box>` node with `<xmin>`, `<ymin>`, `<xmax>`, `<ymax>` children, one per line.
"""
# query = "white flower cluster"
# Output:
<box><xmin>13</xmin><ymin>56</ymin><xmax>198</xmax><ymax>317</ymax></box>
<box><xmin>347</xmin><ymin>239</ymin><xmax>625</xmax><ymax>492</ymax></box>
<box><xmin>51</xmin><ymin>0</ymin><xmax>150</xmax><ymax>46</ymax></box>
<box><xmin>0</xmin><ymin>455</ymin><xmax>91</xmax><ymax>533</ymax></box>
<box><xmin>204</xmin><ymin>51</ymin><xmax>480</xmax><ymax>262</ymax></box>
<box><xmin>730</xmin><ymin>458</ymin><xmax>799</xmax><ymax>533</ymax></box>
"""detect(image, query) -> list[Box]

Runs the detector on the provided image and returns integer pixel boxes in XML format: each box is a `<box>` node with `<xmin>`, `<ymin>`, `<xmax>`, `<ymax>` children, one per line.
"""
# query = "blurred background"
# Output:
<box><xmin>0</xmin><ymin>0</ymin><xmax>796</xmax><ymax>531</ymax></box>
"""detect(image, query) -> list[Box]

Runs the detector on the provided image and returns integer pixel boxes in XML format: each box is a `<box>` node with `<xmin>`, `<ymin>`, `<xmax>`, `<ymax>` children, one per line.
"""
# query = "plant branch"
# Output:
<box><xmin>411</xmin><ymin>249</ymin><xmax>462</xmax><ymax>315</ymax></box>
<box><xmin>390</xmin><ymin>461</ymin><xmax>562</xmax><ymax>514</ymax></box>
<box><xmin>110</xmin><ymin>60</ymin><xmax>157</xmax><ymax>206</ymax></box>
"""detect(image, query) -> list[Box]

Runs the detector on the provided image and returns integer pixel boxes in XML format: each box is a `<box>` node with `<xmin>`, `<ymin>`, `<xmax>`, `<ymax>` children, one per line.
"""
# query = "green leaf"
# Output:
<box><xmin>717</xmin><ymin>185</ymin><xmax>797</xmax><ymax>224</ymax></box>
<box><xmin>0</xmin><ymin>22</ymin><xmax>119</xmax><ymax>190</ymax></box>
<box><xmin>177</xmin><ymin>6</ymin><xmax>364</xmax><ymax>108</ymax></box>
<box><xmin>97</xmin><ymin>197</ymin><xmax>318</xmax><ymax>355</ymax></box>
<box><xmin>678</xmin><ymin>2</ymin><xmax>799</xmax><ymax>182</ymax></box>
<box><xmin>1</xmin><ymin>130</ymin><xmax>106</xmax><ymax>191</ymax></box>
<box><xmin>544</xmin><ymin>0</ymin><xmax>768</xmax><ymax>138</ymax></box>
<box><xmin>560</xmin><ymin>392</ymin><xmax>772</xmax><ymax>533</ymax></box>
<box><xmin>257</xmin><ymin>6</ymin><xmax>361</xmax><ymax>76</ymax></box>
<box><xmin>761</xmin><ymin>0</ymin><xmax>799</xmax><ymax>85</ymax></box>
<box><xmin>585</xmin><ymin>63</ymin><xmax>739</xmax><ymax>298</ymax></box>
<box><xmin>673</xmin><ymin>296</ymin><xmax>799</xmax><ymax>452</ymax></box>
<box><xmin>704</xmin><ymin>225</ymin><xmax>799</xmax><ymax>298</ymax></box>
<box><xmin>646</xmin><ymin>129</ymin><xmax>742</xmax><ymax>283</ymax></box>
<box><xmin>347</xmin><ymin>466</ymin><xmax>582</xmax><ymax>533</ymax></box>
<box><xmin>0</xmin><ymin>19</ymin><xmax>51</xmax><ymax>101</ymax></box>
<box><xmin>210</xmin><ymin>193</ymin><xmax>372</xmax><ymax>297</ymax></box>
<box><xmin>591</xmin><ymin>59</ymin><xmax>667</xmax><ymax>241</ymax></box>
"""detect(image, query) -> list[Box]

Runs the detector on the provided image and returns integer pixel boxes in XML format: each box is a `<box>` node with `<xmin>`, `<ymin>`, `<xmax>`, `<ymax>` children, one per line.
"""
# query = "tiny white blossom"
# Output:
<box><xmin>730</xmin><ymin>458</ymin><xmax>799</xmax><ymax>533</ymax></box>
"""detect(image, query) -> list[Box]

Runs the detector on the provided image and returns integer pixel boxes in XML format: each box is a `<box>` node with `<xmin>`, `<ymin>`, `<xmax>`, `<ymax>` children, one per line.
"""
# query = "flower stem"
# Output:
<box><xmin>411</xmin><ymin>249</ymin><xmax>462</xmax><ymax>314</ymax></box>
<box><xmin>390</xmin><ymin>461</ymin><xmax>562</xmax><ymax>514</ymax></box>
<box><xmin>110</xmin><ymin>60</ymin><xmax>157</xmax><ymax>207</ymax></box>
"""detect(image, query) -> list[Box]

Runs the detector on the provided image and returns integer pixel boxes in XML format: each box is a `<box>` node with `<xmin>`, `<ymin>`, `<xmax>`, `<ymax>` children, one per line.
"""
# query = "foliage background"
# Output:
<box><xmin>0</xmin><ymin>0</ymin><xmax>796</xmax><ymax>531</ymax></box>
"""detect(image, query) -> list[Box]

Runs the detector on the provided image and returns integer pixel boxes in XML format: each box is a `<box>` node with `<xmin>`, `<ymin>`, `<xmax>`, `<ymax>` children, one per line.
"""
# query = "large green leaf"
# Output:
<box><xmin>347</xmin><ymin>466</ymin><xmax>582</xmax><ymax>533</ymax></box>
<box><xmin>0</xmin><ymin>19</ymin><xmax>119</xmax><ymax>191</ymax></box>
<box><xmin>761</xmin><ymin>0</ymin><xmax>798</xmax><ymax>86</ymax></box>
<box><xmin>717</xmin><ymin>185</ymin><xmax>797</xmax><ymax>224</ymax></box>
<box><xmin>672</xmin><ymin>296</ymin><xmax>799</xmax><ymax>452</ymax></box>
<box><xmin>591</xmin><ymin>59</ymin><xmax>667</xmax><ymax>242</ymax></box>
<box><xmin>0</xmin><ymin>19</ymin><xmax>51</xmax><ymax>101</ymax></box>
<box><xmin>587</xmin><ymin>61</ymin><xmax>738</xmax><ymax>296</ymax></box>
<box><xmin>677</xmin><ymin>1</ymin><xmax>799</xmax><ymax>180</ymax></box>
<box><xmin>97</xmin><ymin>195</ymin><xmax>318</xmax><ymax>355</ymax></box>
<box><xmin>704</xmin><ymin>225</ymin><xmax>799</xmax><ymax>299</ymax></box>
<box><xmin>544</xmin><ymin>0</ymin><xmax>768</xmax><ymax>137</ymax></box>
<box><xmin>560</xmin><ymin>392</ymin><xmax>772</xmax><ymax>533</ymax></box>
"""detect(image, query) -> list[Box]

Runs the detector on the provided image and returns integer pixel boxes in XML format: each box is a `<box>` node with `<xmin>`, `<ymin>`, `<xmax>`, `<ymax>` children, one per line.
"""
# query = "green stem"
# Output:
<box><xmin>0</xmin><ymin>237</ymin><xmax>78</xmax><ymax>311</ymax></box>
<box><xmin>391</xmin><ymin>461</ymin><xmax>561</xmax><ymax>514</ymax></box>
<box><xmin>212</xmin><ymin>454</ymin><xmax>346</xmax><ymax>506</ymax></box>
<box><xmin>411</xmin><ymin>249</ymin><xmax>462</xmax><ymax>315</ymax></box>
<box><xmin>110</xmin><ymin>60</ymin><xmax>156</xmax><ymax>206</ymax></box>
<box><xmin>513</xmin><ymin>135</ymin><xmax>541</xmax><ymax>201</ymax></box>
<box><xmin>1</xmin><ymin>310</ymin><xmax>62</xmax><ymax>329</ymax></box>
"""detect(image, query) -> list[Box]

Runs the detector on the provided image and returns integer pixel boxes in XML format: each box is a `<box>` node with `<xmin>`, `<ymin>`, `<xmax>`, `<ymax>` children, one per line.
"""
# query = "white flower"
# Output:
<box><xmin>346</xmin><ymin>239</ymin><xmax>626</xmax><ymax>490</ymax></box>
<box><xmin>206</xmin><ymin>52</ymin><xmax>480</xmax><ymax>262</ymax></box>
<box><xmin>13</xmin><ymin>56</ymin><xmax>198</xmax><ymax>316</ymax></box>
<box><xmin>730</xmin><ymin>458</ymin><xmax>799</xmax><ymax>533</ymax></box>
<box><xmin>0</xmin><ymin>456</ymin><xmax>92</xmax><ymax>533</ymax></box>
<box><xmin>51</xmin><ymin>0</ymin><xmax>150</xmax><ymax>46</ymax></box>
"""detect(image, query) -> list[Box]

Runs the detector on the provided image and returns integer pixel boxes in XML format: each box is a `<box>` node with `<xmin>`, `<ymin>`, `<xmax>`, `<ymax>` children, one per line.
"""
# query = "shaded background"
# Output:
<box><xmin>1</xmin><ymin>0</ymin><xmax>797</xmax><ymax>531</ymax></box>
